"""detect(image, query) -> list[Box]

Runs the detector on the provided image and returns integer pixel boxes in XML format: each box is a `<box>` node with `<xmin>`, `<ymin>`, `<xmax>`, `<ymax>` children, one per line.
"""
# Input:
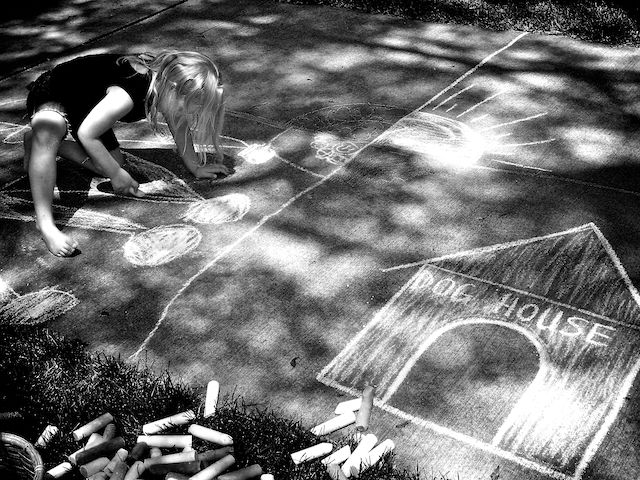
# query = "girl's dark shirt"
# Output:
<box><xmin>47</xmin><ymin>54</ymin><xmax>151</xmax><ymax>132</ymax></box>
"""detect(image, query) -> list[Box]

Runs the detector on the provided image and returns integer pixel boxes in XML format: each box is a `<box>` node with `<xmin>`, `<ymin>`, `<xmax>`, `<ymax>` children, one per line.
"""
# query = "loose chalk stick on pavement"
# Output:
<box><xmin>136</xmin><ymin>435</ymin><xmax>192</xmax><ymax>449</ymax></box>
<box><xmin>188</xmin><ymin>424</ymin><xmax>233</xmax><ymax>446</ymax></box>
<box><xmin>73</xmin><ymin>413</ymin><xmax>114</xmax><ymax>441</ymax></box>
<box><xmin>350</xmin><ymin>439</ymin><xmax>395</xmax><ymax>478</ymax></box>
<box><xmin>355</xmin><ymin>386</ymin><xmax>375</xmax><ymax>432</ymax></box>
<box><xmin>290</xmin><ymin>443</ymin><xmax>333</xmax><ymax>465</ymax></box>
<box><xmin>341</xmin><ymin>434</ymin><xmax>377</xmax><ymax>478</ymax></box>
<box><xmin>46</xmin><ymin>461</ymin><xmax>73</xmax><ymax>479</ymax></box>
<box><xmin>334</xmin><ymin>398</ymin><xmax>362</xmax><ymax>415</ymax></box>
<box><xmin>204</xmin><ymin>380</ymin><xmax>220</xmax><ymax>418</ymax></box>
<box><xmin>189</xmin><ymin>453</ymin><xmax>235</xmax><ymax>480</ymax></box>
<box><xmin>79</xmin><ymin>457</ymin><xmax>110</xmax><ymax>478</ymax></box>
<box><xmin>321</xmin><ymin>445</ymin><xmax>351</xmax><ymax>466</ymax></box>
<box><xmin>36</xmin><ymin>425</ymin><xmax>60</xmax><ymax>448</ymax></box>
<box><xmin>143</xmin><ymin>410</ymin><xmax>196</xmax><ymax>435</ymax></box>
<box><xmin>326</xmin><ymin>464</ymin><xmax>348</xmax><ymax>480</ymax></box>
<box><xmin>218</xmin><ymin>464</ymin><xmax>263</xmax><ymax>480</ymax></box>
<box><xmin>310</xmin><ymin>411</ymin><xmax>356</xmax><ymax>436</ymax></box>
<box><xmin>260</xmin><ymin>475</ymin><xmax>275</xmax><ymax>480</ymax></box>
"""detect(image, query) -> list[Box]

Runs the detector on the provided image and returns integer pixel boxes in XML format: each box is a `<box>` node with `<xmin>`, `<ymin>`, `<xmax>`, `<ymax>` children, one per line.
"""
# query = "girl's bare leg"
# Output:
<box><xmin>25</xmin><ymin>133</ymin><xmax>124</xmax><ymax>176</ymax></box>
<box><xmin>26</xmin><ymin>112</ymin><xmax>78</xmax><ymax>257</ymax></box>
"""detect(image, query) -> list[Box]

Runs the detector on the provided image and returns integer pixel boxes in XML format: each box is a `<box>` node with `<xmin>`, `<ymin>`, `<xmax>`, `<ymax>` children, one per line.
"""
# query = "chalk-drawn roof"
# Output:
<box><xmin>425</xmin><ymin>223</ymin><xmax>640</xmax><ymax>326</ymax></box>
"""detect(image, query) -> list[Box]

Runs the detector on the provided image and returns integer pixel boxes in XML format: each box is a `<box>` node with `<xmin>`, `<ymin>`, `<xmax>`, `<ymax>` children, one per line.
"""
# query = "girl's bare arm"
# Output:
<box><xmin>77</xmin><ymin>86</ymin><xmax>143</xmax><ymax>196</ymax></box>
<box><xmin>167</xmin><ymin>117</ymin><xmax>230</xmax><ymax>179</ymax></box>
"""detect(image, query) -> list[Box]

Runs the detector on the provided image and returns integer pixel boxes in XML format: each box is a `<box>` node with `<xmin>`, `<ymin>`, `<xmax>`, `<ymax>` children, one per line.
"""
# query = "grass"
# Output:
<box><xmin>0</xmin><ymin>326</ymin><xmax>422</xmax><ymax>480</ymax></box>
<box><xmin>280</xmin><ymin>0</ymin><xmax>640</xmax><ymax>46</ymax></box>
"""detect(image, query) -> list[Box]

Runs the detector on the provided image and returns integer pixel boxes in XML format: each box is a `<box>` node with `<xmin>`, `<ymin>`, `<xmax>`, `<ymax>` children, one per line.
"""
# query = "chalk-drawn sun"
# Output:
<box><xmin>380</xmin><ymin>112</ymin><xmax>486</xmax><ymax>169</ymax></box>
<box><xmin>416</xmin><ymin>84</ymin><xmax>556</xmax><ymax>171</ymax></box>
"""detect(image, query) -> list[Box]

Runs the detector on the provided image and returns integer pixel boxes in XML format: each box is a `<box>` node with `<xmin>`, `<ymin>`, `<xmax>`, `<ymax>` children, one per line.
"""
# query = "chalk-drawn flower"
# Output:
<box><xmin>311</xmin><ymin>138</ymin><xmax>359</xmax><ymax>165</ymax></box>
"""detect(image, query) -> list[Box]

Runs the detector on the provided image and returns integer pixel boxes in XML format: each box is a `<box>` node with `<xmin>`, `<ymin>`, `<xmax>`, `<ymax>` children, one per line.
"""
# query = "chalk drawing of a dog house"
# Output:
<box><xmin>318</xmin><ymin>223</ymin><xmax>640</xmax><ymax>479</ymax></box>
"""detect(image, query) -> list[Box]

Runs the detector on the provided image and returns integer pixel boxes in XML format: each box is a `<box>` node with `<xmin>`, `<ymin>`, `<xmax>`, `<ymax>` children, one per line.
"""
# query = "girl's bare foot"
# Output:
<box><xmin>37</xmin><ymin>223</ymin><xmax>78</xmax><ymax>257</ymax></box>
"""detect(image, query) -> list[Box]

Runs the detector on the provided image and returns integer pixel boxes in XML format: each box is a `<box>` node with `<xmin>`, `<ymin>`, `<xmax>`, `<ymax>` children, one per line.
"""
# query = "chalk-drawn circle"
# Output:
<box><xmin>382</xmin><ymin>112</ymin><xmax>485</xmax><ymax>167</ymax></box>
<box><xmin>0</xmin><ymin>290</ymin><xmax>78</xmax><ymax>325</ymax></box>
<box><xmin>124</xmin><ymin>224</ymin><xmax>202</xmax><ymax>266</ymax></box>
<box><xmin>183</xmin><ymin>194</ymin><xmax>251</xmax><ymax>224</ymax></box>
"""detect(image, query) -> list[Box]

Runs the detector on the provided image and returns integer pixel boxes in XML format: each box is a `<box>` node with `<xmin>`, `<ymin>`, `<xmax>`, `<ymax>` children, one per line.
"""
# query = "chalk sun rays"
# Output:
<box><xmin>428</xmin><ymin>83</ymin><xmax>556</xmax><ymax>170</ymax></box>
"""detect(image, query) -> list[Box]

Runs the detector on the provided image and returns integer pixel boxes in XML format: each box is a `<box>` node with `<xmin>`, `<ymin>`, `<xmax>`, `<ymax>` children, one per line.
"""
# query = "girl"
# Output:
<box><xmin>23</xmin><ymin>50</ymin><xmax>229</xmax><ymax>257</ymax></box>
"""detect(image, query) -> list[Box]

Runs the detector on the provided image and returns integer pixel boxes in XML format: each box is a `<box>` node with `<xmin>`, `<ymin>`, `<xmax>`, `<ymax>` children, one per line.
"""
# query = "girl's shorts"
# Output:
<box><xmin>26</xmin><ymin>71</ymin><xmax>71</xmax><ymax>135</ymax></box>
<box><xmin>26</xmin><ymin>71</ymin><xmax>120</xmax><ymax>152</ymax></box>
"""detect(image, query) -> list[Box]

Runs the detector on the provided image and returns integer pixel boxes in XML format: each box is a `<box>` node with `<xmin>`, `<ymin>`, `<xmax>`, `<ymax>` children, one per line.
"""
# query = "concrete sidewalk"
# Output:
<box><xmin>2</xmin><ymin>1</ymin><xmax>640</xmax><ymax>479</ymax></box>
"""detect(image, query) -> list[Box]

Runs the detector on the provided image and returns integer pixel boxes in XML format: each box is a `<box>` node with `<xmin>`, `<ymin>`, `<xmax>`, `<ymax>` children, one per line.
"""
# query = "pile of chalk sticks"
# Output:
<box><xmin>40</xmin><ymin>381</ymin><xmax>273</xmax><ymax>480</ymax></box>
<box><xmin>291</xmin><ymin>385</ymin><xmax>395</xmax><ymax>479</ymax></box>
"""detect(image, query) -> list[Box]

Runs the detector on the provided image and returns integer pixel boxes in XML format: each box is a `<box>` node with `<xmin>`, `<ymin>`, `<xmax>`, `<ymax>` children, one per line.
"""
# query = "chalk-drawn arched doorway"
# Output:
<box><xmin>388</xmin><ymin>319</ymin><xmax>546</xmax><ymax>443</ymax></box>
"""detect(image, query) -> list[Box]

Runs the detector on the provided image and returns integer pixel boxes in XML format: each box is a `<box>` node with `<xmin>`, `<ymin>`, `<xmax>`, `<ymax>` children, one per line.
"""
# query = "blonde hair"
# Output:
<box><xmin>121</xmin><ymin>51</ymin><xmax>225</xmax><ymax>165</ymax></box>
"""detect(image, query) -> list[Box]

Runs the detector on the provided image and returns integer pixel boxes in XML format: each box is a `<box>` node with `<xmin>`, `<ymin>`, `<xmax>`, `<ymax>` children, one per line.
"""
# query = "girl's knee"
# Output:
<box><xmin>30</xmin><ymin>111</ymin><xmax>67</xmax><ymax>146</ymax></box>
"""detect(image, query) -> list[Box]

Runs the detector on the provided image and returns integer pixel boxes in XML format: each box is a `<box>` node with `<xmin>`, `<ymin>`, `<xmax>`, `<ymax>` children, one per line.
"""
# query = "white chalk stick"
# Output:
<box><xmin>260</xmin><ymin>475</ymin><xmax>275</xmax><ymax>480</ymax></box>
<box><xmin>334</xmin><ymin>398</ymin><xmax>362</xmax><ymax>415</ymax></box>
<box><xmin>150</xmin><ymin>447</ymin><xmax>163</xmax><ymax>458</ymax></box>
<box><xmin>326</xmin><ymin>464</ymin><xmax>348</xmax><ymax>480</ymax></box>
<box><xmin>79</xmin><ymin>457</ymin><xmax>110</xmax><ymax>478</ymax></box>
<box><xmin>341</xmin><ymin>434</ymin><xmax>377</xmax><ymax>477</ymax></box>
<box><xmin>188</xmin><ymin>424</ymin><xmax>233</xmax><ymax>446</ymax></box>
<box><xmin>290</xmin><ymin>443</ymin><xmax>333</xmax><ymax>464</ymax></box>
<box><xmin>85</xmin><ymin>433</ymin><xmax>104</xmax><ymax>448</ymax></box>
<box><xmin>73</xmin><ymin>413</ymin><xmax>114</xmax><ymax>441</ymax></box>
<box><xmin>143</xmin><ymin>451</ymin><xmax>196</xmax><ymax>469</ymax></box>
<box><xmin>350</xmin><ymin>439</ymin><xmax>395</xmax><ymax>478</ymax></box>
<box><xmin>46</xmin><ymin>461</ymin><xmax>73</xmax><ymax>479</ymax></box>
<box><xmin>189</xmin><ymin>453</ymin><xmax>235</xmax><ymax>480</ymax></box>
<box><xmin>310</xmin><ymin>411</ymin><xmax>356</xmax><ymax>436</ymax></box>
<box><xmin>321</xmin><ymin>445</ymin><xmax>351</xmax><ymax>465</ymax></box>
<box><xmin>136</xmin><ymin>435</ymin><xmax>192</xmax><ymax>449</ymax></box>
<box><xmin>143</xmin><ymin>410</ymin><xmax>196</xmax><ymax>435</ymax></box>
<box><xmin>204</xmin><ymin>380</ymin><xmax>220</xmax><ymax>418</ymax></box>
<box><xmin>36</xmin><ymin>424</ymin><xmax>59</xmax><ymax>448</ymax></box>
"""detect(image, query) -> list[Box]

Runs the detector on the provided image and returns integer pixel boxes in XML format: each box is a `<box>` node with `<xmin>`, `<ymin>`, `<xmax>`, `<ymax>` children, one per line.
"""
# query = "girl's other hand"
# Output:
<box><xmin>195</xmin><ymin>162</ymin><xmax>231</xmax><ymax>179</ymax></box>
<box><xmin>111</xmin><ymin>167</ymin><xmax>145</xmax><ymax>197</ymax></box>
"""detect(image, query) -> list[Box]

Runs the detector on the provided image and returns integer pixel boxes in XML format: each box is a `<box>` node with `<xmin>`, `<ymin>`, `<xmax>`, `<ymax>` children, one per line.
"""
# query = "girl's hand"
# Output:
<box><xmin>111</xmin><ymin>167</ymin><xmax>144</xmax><ymax>197</ymax></box>
<box><xmin>195</xmin><ymin>162</ymin><xmax>231</xmax><ymax>179</ymax></box>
